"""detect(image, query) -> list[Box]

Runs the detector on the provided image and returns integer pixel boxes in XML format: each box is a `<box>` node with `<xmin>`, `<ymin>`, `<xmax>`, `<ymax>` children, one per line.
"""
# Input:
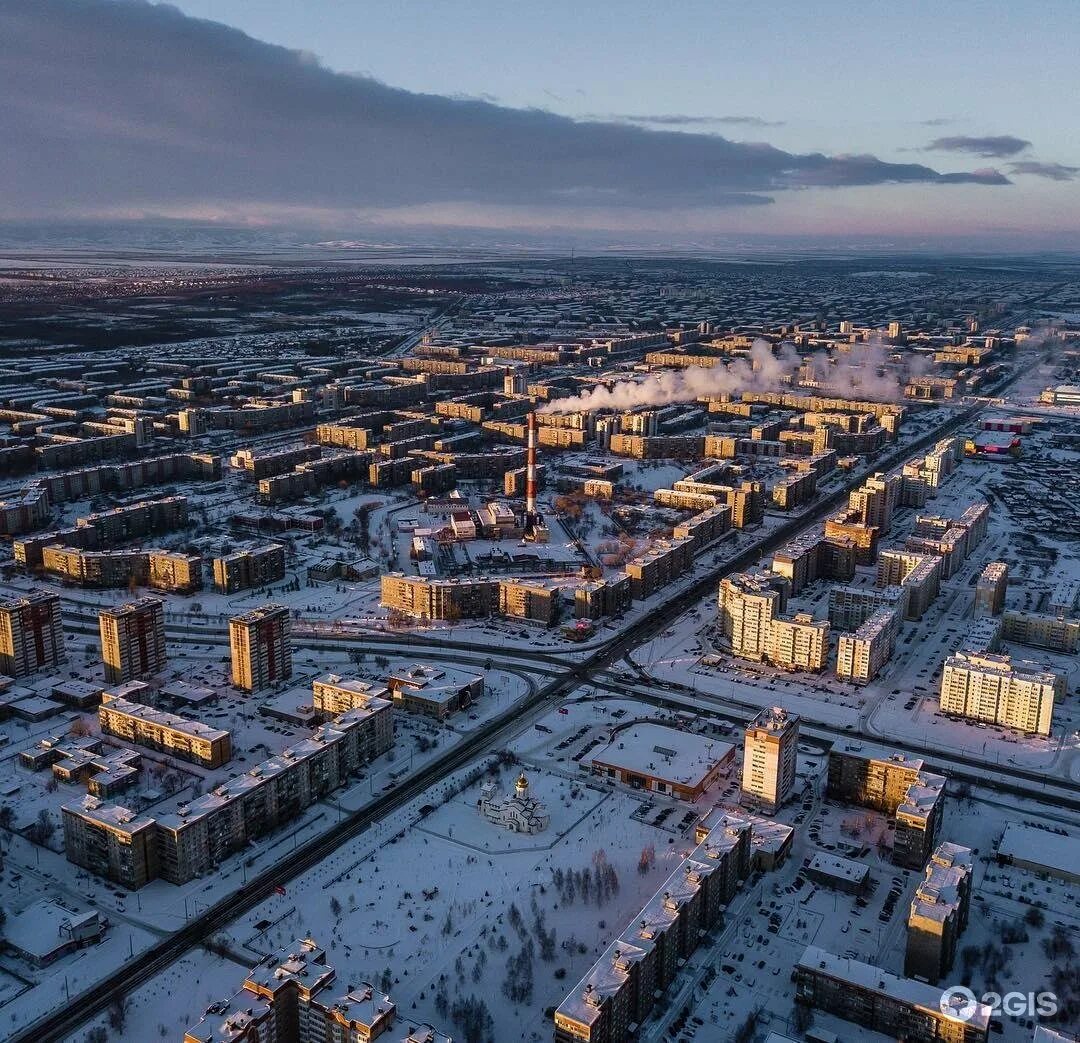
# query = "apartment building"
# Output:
<box><xmin>212</xmin><ymin>543</ymin><xmax>286</xmax><ymax>594</ymax></box>
<box><xmin>42</xmin><ymin>546</ymin><xmax>150</xmax><ymax>588</ymax></box>
<box><xmin>64</xmin><ymin>702</ymin><xmax>392</xmax><ymax>889</ymax></box>
<box><xmin>499</xmin><ymin>578</ymin><xmax>559</xmax><ymax>626</ymax></box>
<box><xmin>229</xmin><ymin>604</ymin><xmax>292</xmax><ymax>692</ymax></box>
<box><xmin>905</xmin><ymin>529</ymin><xmax>966</xmax><ymax>580</ymax></box>
<box><xmin>625</xmin><ymin>539</ymin><xmax>694</xmax><ymax>600</ymax></box>
<box><xmin>0</xmin><ymin>591</ymin><xmax>65</xmax><ymax>678</ymax></box>
<box><xmin>99</xmin><ymin>597</ymin><xmax>166</xmax><ymax>683</ymax></box>
<box><xmin>741</xmin><ymin>706</ymin><xmax>800</xmax><ymax>813</ymax></box>
<box><xmin>764</xmin><ymin>613</ymin><xmax>830</xmax><ymax>672</ymax></box>
<box><xmin>826</xmin><ymin>742</ymin><xmax>945</xmax><ymax>869</ymax></box>
<box><xmin>771</xmin><ymin>532</ymin><xmax>855</xmax><ymax>595</ymax></box>
<box><xmin>877</xmin><ymin>549</ymin><xmax>942</xmax><ymax>620</ymax></box>
<box><xmin>828</xmin><ymin>584</ymin><xmax>908</xmax><ymax>630</ymax></box>
<box><xmin>905</xmin><ymin>843</ymin><xmax>974</xmax><ymax>984</ymax></box>
<box><xmin>574</xmin><ymin>575</ymin><xmax>633</xmax><ymax>621</ymax></box>
<box><xmin>974</xmin><ymin>561</ymin><xmax>1008</xmax><ymax>617</ymax></box>
<box><xmin>312</xmin><ymin>673</ymin><xmax>392</xmax><ymax>718</ymax></box>
<box><xmin>848</xmin><ymin>472</ymin><xmax>901</xmax><ymax>534</ymax></box>
<box><xmin>98</xmin><ymin>687</ymin><xmax>231</xmax><ymax>768</ymax></box>
<box><xmin>380</xmin><ymin>574</ymin><xmax>497</xmax><ymax>621</ymax></box>
<box><xmin>836</xmin><ymin>607</ymin><xmax>901</xmax><ymax>685</ymax></box>
<box><xmin>717</xmin><ymin>572</ymin><xmax>784</xmax><ymax>661</ymax></box>
<box><xmin>824</xmin><ymin>510</ymin><xmax>878</xmax><ymax>565</ymax></box>
<box><xmin>183</xmin><ymin>938</ymin><xmax>452</xmax><ymax>1043</ymax></box>
<box><xmin>794</xmin><ymin>946</ymin><xmax>990</xmax><ymax>1043</ymax></box>
<box><xmin>939</xmin><ymin>650</ymin><xmax>1063</xmax><ymax>735</ymax></box>
<box><xmin>147</xmin><ymin>550</ymin><xmax>203</xmax><ymax>594</ymax></box>
<box><xmin>61</xmin><ymin>801</ymin><xmax>159</xmax><ymax>891</ymax></box>
<box><xmin>554</xmin><ymin>814</ymin><xmax>754</xmax><ymax>1043</ymax></box>
<box><xmin>1000</xmin><ymin>609</ymin><xmax>1079</xmax><ymax>653</ymax></box>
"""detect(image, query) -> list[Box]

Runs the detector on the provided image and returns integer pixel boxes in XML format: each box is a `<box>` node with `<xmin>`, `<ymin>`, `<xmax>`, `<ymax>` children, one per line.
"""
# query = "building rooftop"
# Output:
<box><xmin>797</xmin><ymin>945</ymin><xmax>991</xmax><ymax>1031</ymax></box>
<box><xmin>101</xmin><ymin>692</ymin><xmax>230</xmax><ymax>743</ymax></box>
<box><xmin>591</xmin><ymin>722</ymin><xmax>733</xmax><ymax>789</ymax></box>
<box><xmin>997</xmin><ymin>823</ymin><xmax>1079</xmax><ymax>877</ymax></box>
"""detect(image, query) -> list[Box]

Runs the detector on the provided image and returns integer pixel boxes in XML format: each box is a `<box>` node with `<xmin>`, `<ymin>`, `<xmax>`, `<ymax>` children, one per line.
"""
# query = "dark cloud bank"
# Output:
<box><xmin>927</xmin><ymin>135</ymin><xmax>1031</xmax><ymax>158</ymax></box>
<box><xmin>1</xmin><ymin>0</ymin><xmax>1010</xmax><ymax>225</ymax></box>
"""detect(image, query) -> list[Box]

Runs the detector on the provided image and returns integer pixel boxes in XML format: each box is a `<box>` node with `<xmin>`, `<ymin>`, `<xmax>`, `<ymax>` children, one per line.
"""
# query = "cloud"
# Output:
<box><xmin>926</xmin><ymin>135</ymin><xmax>1031</xmax><ymax>158</ymax></box>
<box><xmin>597</xmin><ymin>114</ymin><xmax>786</xmax><ymax>128</ymax></box>
<box><xmin>937</xmin><ymin>168</ymin><xmax>1012</xmax><ymax>185</ymax></box>
<box><xmin>0</xmin><ymin>0</ymin><xmax>1010</xmax><ymax>227</ymax></box>
<box><xmin>1007</xmin><ymin>161</ymin><xmax>1079</xmax><ymax>182</ymax></box>
<box><xmin>919</xmin><ymin>117</ymin><xmax>959</xmax><ymax>127</ymax></box>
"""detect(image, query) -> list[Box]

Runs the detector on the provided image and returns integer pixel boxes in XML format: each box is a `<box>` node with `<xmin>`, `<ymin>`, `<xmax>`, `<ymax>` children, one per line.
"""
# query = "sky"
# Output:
<box><xmin>2</xmin><ymin>0</ymin><xmax>1079</xmax><ymax>250</ymax></box>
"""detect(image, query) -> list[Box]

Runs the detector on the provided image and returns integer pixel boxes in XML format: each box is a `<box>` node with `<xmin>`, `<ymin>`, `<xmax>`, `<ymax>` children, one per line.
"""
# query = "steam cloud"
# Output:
<box><xmin>542</xmin><ymin>338</ymin><xmax>924</xmax><ymax>413</ymax></box>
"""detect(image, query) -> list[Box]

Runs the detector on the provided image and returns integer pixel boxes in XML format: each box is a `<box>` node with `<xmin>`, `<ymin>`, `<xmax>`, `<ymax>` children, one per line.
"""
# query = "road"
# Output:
<box><xmin>12</xmin><ymin>364</ymin><xmax>1047</xmax><ymax>1043</ymax></box>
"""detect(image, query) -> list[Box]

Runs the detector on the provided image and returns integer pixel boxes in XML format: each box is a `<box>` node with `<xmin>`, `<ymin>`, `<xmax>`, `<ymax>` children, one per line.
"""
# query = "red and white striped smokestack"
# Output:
<box><xmin>526</xmin><ymin>411</ymin><xmax>538</xmax><ymax>516</ymax></box>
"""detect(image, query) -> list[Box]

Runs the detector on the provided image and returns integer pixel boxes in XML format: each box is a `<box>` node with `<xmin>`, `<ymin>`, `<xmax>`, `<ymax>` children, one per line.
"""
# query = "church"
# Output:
<box><xmin>477</xmin><ymin>772</ymin><xmax>550</xmax><ymax>834</ymax></box>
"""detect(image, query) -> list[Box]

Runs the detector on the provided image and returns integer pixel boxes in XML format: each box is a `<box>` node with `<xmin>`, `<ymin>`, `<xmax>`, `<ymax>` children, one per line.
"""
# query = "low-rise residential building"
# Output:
<box><xmin>385</xmin><ymin>663</ymin><xmax>484</xmax><ymax>719</ymax></box>
<box><xmin>99</xmin><ymin>686</ymin><xmax>231</xmax><ymax>767</ymax></box>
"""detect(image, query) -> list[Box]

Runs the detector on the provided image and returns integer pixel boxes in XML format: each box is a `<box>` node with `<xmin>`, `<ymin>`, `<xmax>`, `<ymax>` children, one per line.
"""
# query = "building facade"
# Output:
<box><xmin>98</xmin><ymin>597</ymin><xmax>166</xmax><ymax>683</ymax></box>
<box><xmin>741</xmin><ymin>706</ymin><xmax>800</xmax><ymax>814</ymax></box>
<box><xmin>230</xmin><ymin>604</ymin><xmax>292</xmax><ymax>692</ymax></box>
<box><xmin>0</xmin><ymin>592</ymin><xmax>65</xmax><ymax>678</ymax></box>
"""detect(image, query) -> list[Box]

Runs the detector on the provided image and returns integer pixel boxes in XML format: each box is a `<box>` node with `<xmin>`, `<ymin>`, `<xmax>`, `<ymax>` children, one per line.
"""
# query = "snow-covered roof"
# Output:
<box><xmin>591</xmin><ymin>722</ymin><xmax>733</xmax><ymax>788</ymax></box>
<box><xmin>797</xmin><ymin>945</ymin><xmax>991</xmax><ymax>1030</ymax></box>
<box><xmin>998</xmin><ymin>823</ymin><xmax>1079</xmax><ymax>878</ymax></box>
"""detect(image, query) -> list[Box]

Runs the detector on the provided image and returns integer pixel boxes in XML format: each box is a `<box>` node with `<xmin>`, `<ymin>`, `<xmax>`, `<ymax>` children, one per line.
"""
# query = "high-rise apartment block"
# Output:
<box><xmin>939</xmin><ymin>650</ymin><xmax>1062</xmax><ymax>735</ymax></box>
<box><xmin>849</xmin><ymin>472</ymin><xmax>901</xmax><ymax>534</ymax></box>
<box><xmin>98</xmin><ymin>597</ymin><xmax>166</xmax><ymax>683</ymax></box>
<box><xmin>742</xmin><ymin>706</ymin><xmax>800</xmax><ymax>813</ymax></box>
<box><xmin>0</xmin><ymin>591</ymin><xmax>65</xmax><ymax>678</ymax></box>
<box><xmin>764</xmin><ymin>613</ymin><xmax>830</xmax><ymax>672</ymax></box>
<box><xmin>826</xmin><ymin>741</ymin><xmax>945</xmax><ymax>869</ymax></box>
<box><xmin>718</xmin><ymin>572</ymin><xmax>784</xmax><ymax>661</ymax></box>
<box><xmin>974</xmin><ymin>561</ymin><xmax>1008</xmax><ymax>617</ymax></box>
<box><xmin>836</xmin><ymin>607</ymin><xmax>901</xmax><ymax>685</ymax></box>
<box><xmin>183</xmin><ymin>938</ymin><xmax>451</xmax><ymax>1043</ymax></box>
<box><xmin>229</xmin><ymin>604</ymin><xmax>291</xmax><ymax>691</ymax></box>
<box><xmin>905</xmin><ymin>843</ymin><xmax>974</xmax><ymax>984</ymax></box>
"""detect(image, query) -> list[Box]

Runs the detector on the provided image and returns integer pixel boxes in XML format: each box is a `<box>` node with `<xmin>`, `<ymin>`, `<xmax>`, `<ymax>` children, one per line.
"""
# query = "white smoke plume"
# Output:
<box><xmin>542</xmin><ymin>336</ymin><xmax>917</xmax><ymax>413</ymax></box>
